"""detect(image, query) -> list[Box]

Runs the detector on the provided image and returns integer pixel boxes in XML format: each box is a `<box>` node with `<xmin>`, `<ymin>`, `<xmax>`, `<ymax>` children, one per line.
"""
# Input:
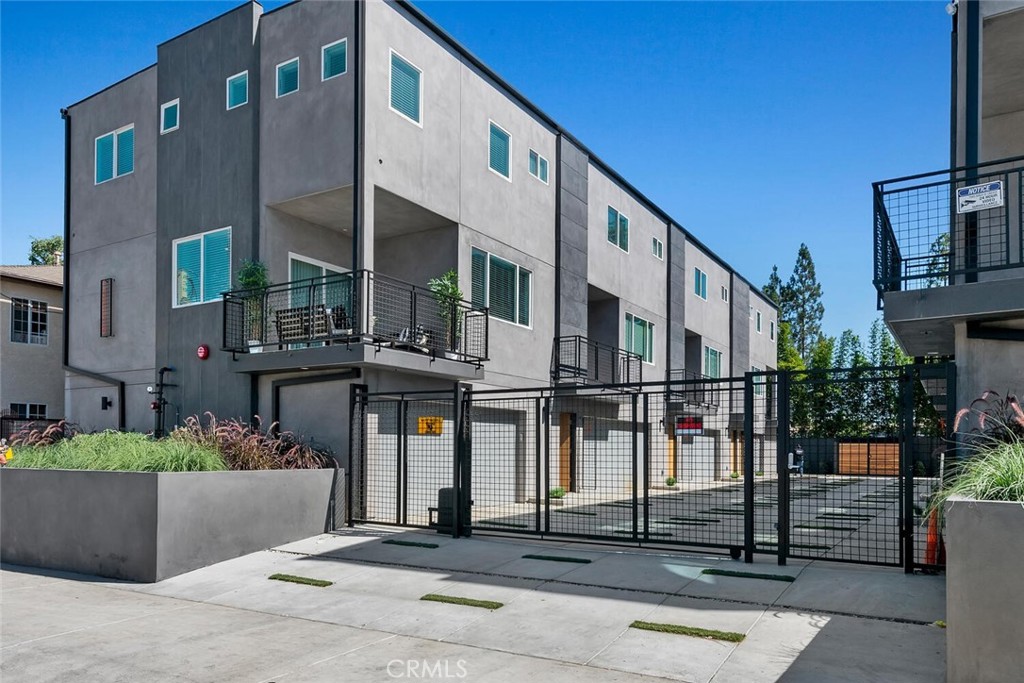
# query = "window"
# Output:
<box><xmin>322</xmin><ymin>39</ymin><xmax>348</xmax><ymax>81</ymax></box>
<box><xmin>100</xmin><ymin>278</ymin><xmax>113</xmax><ymax>337</ymax></box>
<box><xmin>489</xmin><ymin>122</ymin><xmax>511</xmax><ymax>178</ymax></box>
<box><xmin>226</xmin><ymin>71</ymin><xmax>248</xmax><ymax>110</ymax></box>
<box><xmin>607</xmin><ymin>206</ymin><xmax>629</xmax><ymax>252</ymax></box>
<box><xmin>721</xmin><ymin>285</ymin><xmax>729</xmax><ymax>302</ymax></box>
<box><xmin>471</xmin><ymin>247</ymin><xmax>531</xmax><ymax>326</ymax></box>
<box><xmin>160</xmin><ymin>100</ymin><xmax>179</xmax><ymax>134</ymax></box>
<box><xmin>10</xmin><ymin>298</ymin><xmax>47</xmax><ymax>345</ymax></box>
<box><xmin>752</xmin><ymin>366</ymin><xmax>765</xmax><ymax>396</ymax></box>
<box><xmin>704</xmin><ymin>346</ymin><xmax>722</xmax><ymax>379</ymax></box>
<box><xmin>390</xmin><ymin>50</ymin><xmax>421</xmax><ymax>124</ymax></box>
<box><xmin>276</xmin><ymin>58</ymin><xmax>299</xmax><ymax>98</ymax></box>
<box><xmin>652</xmin><ymin>238</ymin><xmax>664</xmax><ymax>260</ymax></box>
<box><xmin>693</xmin><ymin>268</ymin><xmax>707</xmax><ymax>299</ymax></box>
<box><xmin>95</xmin><ymin>124</ymin><xmax>134</xmax><ymax>183</ymax></box>
<box><xmin>9</xmin><ymin>403</ymin><xmax>46</xmax><ymax>420</ymax></box>
<box><xmin>528</xmin><ymin>149</ymin><xmax>548</xmax><ymax>183</ymax></box>
<box><xmin>625</xmin><ymin>313</ymin><xmax>654</xmax><ymax>364</ymax></box>
<box><xmin>749</xmin><ymin>304</ymin><xmax>753</xmax><ymax>319</ymax></box>
<box><xmin>756</xmin><ymin>310</ymin><xmax>763</xmax><ymax>333</ymax></box>
<box><xmin>173</xmin><ymin>227</ymin><xmax>232</xmax><ymax>307</ymax></box>
<box><xmin>770</xmin><ymin>320</ymin><xmax>776</xmax><ymax>341</ymax></box>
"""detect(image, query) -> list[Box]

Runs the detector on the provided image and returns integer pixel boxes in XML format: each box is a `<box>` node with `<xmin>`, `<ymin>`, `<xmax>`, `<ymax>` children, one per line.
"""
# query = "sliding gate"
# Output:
<box><xmin>348</xmin><ymin>362</ymin><xmax>954</xmax><ymax>572</ymax></box>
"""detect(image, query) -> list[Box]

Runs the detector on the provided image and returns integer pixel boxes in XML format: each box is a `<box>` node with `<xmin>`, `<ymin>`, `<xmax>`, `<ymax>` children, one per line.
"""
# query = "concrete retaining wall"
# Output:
<box><xmin>945</xmin><ymin>497</ymin><xmax>1024</xmax><ymax>683</ymax></box>
<box><xmin>0</xmin><ymin>468</ymin><xmax>344</xmax><ymax>582</ymax></box>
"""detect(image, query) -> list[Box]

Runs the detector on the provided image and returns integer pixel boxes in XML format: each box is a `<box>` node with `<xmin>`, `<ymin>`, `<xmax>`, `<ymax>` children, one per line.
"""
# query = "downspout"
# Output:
<box><xmin>949</xmin><ymin>3</ymin><xmax>958</xmax><ymax>171</ymax></box>
<box><xmin>61</xmin><ymin>107</ymin><xmax>125</xmax><ymax>430</ymax></box>
<box><xmin>352</xmin><ymin>0</ymin><xmax>364</xmax><ymax>276</ymax></box>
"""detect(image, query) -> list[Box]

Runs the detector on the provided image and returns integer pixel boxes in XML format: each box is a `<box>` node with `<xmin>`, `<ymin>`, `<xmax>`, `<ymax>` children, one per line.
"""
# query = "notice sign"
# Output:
<box><xmin>956</xmin><ymin>181</ymin><xmax>1004</xmax><ymax>214</ymax></box>
<box><xmin>418</xmin><ymin>416</ymin><xmax>444</xmax><ymax>435</ymax></box>
<box><xmin>675</xmin><ymin>416</ymin><xmax>704</xmax><ymax>436</ymax></box>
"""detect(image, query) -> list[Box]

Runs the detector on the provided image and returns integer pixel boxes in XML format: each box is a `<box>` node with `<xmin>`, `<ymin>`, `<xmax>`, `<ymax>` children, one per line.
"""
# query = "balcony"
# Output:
<box><xmin>667</xmin><ymin>369</ymin><xmax>720</xmax><ymax>408</ymax></box>
<box><xmin>222</xmin><ymin>270</ymin><xmax>488</xmax><ymax>372</ymax></box>
<box><xmin>873</xmin><ymin>156</ymin><xmax>1024</xmax><ymax>307</ymax></box>
<box><xmin>550</xmin><ymin>336</ymin><xmax>642</xmax><ymax>386</ymax></box>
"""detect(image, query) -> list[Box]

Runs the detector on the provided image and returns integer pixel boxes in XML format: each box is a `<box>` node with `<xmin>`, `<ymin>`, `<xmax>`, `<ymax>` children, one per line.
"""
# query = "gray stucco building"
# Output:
<box><xmin>63</xmin><ymin>0</ymin><xmax>778</xmax><ymax>467</ymax></box>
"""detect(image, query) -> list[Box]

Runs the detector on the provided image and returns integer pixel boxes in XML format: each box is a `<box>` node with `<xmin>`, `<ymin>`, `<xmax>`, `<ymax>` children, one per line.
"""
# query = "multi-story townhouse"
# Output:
<box><xmin>873</xmin><ymin>0</ymin><xmax>1024</xmax><ymax>410</ymax></box>
<box><xmin>63</xmin><ymin>0</ymin><xmax>777</xmax><ymax>469</ymax></box>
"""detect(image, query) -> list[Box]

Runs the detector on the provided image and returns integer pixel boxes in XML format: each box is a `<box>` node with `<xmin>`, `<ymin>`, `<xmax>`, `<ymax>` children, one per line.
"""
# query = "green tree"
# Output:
<box><xmin>786</xmin><ymin>243</ymin><xmax>825</xmax><ymax>363</ymax></box>
<box><xmin>763</xmin><ymin>265</ymin><xmax>786</xmax><ymax>309</ymax></box>
<box><xmin>28</xmin><ymin>235</ymin><xmax>64</xmax><ymax>265</ymax></box>
<box><xmin>831</xmin><ymin>330</ymin><xmax>870</xmax><ymax>436</ymax></box>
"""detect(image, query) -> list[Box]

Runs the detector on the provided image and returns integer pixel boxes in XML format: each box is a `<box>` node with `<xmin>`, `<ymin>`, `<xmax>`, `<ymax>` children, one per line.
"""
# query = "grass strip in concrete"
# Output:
<box><xmin>268</xmin><ymin>573</ymin><xmax>333</xmax><ymax>588</ymax></box>
<box><xmin>553</xmin><ymin>509</ymin><xmax>598</xmax><ymax>516</ymax></box>
<box><xmin>701</xmin><ymin>568</ymin><xmax>796</xmax><ymax>582</ymax></box>
<box><xmin>382</xmin><ymin>539</ymin><xmax>440</xmax><ymax>549</ymax></box>
<box><xmin>421</xmin><ymin>593</ymin><xmax>503</xmax><ymax>610</ymax></box>
<box><xmin>630</xmin><ymin>620</ymin><xmax>745</xmax><ymax>643</ymax></box>
<box><xmin>522</xmin><ymin>554</ymin><xmax>592</xmax><ymax>564</ymax></box>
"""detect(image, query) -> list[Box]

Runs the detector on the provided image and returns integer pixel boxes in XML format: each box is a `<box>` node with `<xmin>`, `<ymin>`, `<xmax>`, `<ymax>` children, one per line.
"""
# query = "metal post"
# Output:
<box><xmin>631</xmin><ymin>392</ymin><xmax>639</xmax><ymax>542</ymax></box>
<box><xmin>535</xmin><ymin>397</ymin><xmax>542</xmax><ymax>533</ymax></box>
<box><xmin>397</xmin><ymin>398</ymin><xmax>407</xmax><ymax>526</ymax></box>
<box><xmin>543</xmin><ymin>397</ymin><xmax>551</xmax><ymax>534</ymax></box>
<box><xmin>347</xmin><ymin>383</ymin><xmax>368</xmax><ymax>527</ymax></box>
<box><xmin>901</xmin><ymin>368</ymin><xmax>916</xmax><ymax>573</ymax></box>
<box><xmin>642</xmin><ymin>393</ymin><xmax>650</xmax><ymax>542</ymax></box>
<box><xmin>776</xmin><ymin>371</ymin><xmax>791</xmax><ymax>566</ymax></box>
<box><xmin>743</xmin><ymin>372</ymin><xmax>756</xmax><ymax>563</ymax></box>
<box><xmin>458</xmin><ymin>383</ymin><xmax>472</xmax><ymax>538</ymax></box>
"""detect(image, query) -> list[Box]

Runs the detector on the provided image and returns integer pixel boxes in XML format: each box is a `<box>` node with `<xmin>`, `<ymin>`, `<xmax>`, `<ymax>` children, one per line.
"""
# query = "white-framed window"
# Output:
<box><xmin>770</xmin><ymin>320</ymin><xmax>776</xmax><ymax>342</ymax></box>
<box><xmin>389</xmin><ymin>49</ymin><xmax>421</xmax><ymax>125</ymax></box>
<box><xmin>607</xmin><ymin>206</ymin><xmax>629</xmax><ymax>252</ymax></box>
<box><xmin>704</xmin><ymin>346</ymin><xmax>722</xmax><ymax>379</ymax></box>
<box><xmin>9</xmin><ymin>403</ymin><xmax>46</xmax><ymax>420</ymax></box>
<box><xmin>652</xmin><ymin>237</ymin><xmax>664</xmax><ymax>260</ymax></box>
<box><xmin>160</xmin><ymin>99</ymin><xmax>179</xmax><ymax>134</ymax></box>
<box><xmin>226</xmin><ymin>70</ymin><xmax>248</xmax><ymax>110</ymax></box>
<box><xmin>749</xmin><ymin>304</ymin><xmax>753</xmax><ymax>319</ymax></box>
<box><xmin>752</xmin><ymin>366</ymin><xmax>765</xmax><ymax>396</ymax></box>
<box><xmin>488</xmin><ymin>121</ymin><xmax>511</xmax><ymax>179</ymax></box>
<box><xmin>721</xmin><ymin>285</ymin><xmax>729</xmax><ymax>302</ymax></box>
<box><xmin>276</xmin><ymin>57</ymin><xmax>300</xmax><ymax>98</ymax></box>
<box><xmin>756</xmin><ymin>310</ymin><xmax>763</xmax><ymax>333</ymax></box>
<box><xmin>471</xmin><ymin>247</ymin><xmax>531</xmax><ymax>327</ymax></box>
<box><xmin>94</xmin><ymin>124</ymin><xmax>134</xmax><ymax>184</ymax></box>
<box><xmin>693</xmin><ymin>268</ymin><xmax>707</xmax><ymax>299</ymax></box>
<box><xmin>322</xmin><ymin>38</ymin><xmax>348</xmax><ymax>81</ymax></box>
<box><xmin>625</xmin><ymin>313</ymin><xmax>654</xmax><ymax>364</ymax></box>
<box><xmin>528</xmin><ymin>149</ymin><xmax>548</xmax><ymax>183</ymax></box>
<box><xmin>173</xmin><ymin>227</ymin><xmax>232</xmax><ymax>307</ymax></box>
<box><xmin>10</xmin><ymin>298</ymin><xmax>47</xmax><ymax>345</ymax></box>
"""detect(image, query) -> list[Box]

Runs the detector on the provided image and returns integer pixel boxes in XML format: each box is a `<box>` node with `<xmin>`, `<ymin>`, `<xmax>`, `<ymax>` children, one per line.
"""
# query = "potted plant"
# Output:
<box><xmin>237</xmin><ymin>259</ymin><xmax>271</xmax><ymax>352</ymax></box>
<box><xmin>428</xmin><ymin>269</ymin><xmax>463</xmax><ymax>360</ymax></box>
<box><xmin>665</xmin><ymin>476</ymin><xmax>677</xmax><ymax>489</ymax></box>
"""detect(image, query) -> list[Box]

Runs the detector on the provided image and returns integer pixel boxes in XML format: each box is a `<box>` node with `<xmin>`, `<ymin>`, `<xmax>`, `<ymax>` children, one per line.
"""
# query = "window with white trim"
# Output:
<box><xmin>489</xmin><ymin>122</ymin><xmax>511</xmax><ymax>178</ymax></box>
<box><xmin>276</xmin><ymin>58</ymin><xmax>299</xmax><ymax>98</ymax></box>
<box><xmin>721</xmin><ymin>285</ymin><xmax>729</xmax><ymax>302</ymax></box>
<box><xmin>756</xmin><ymin>310</ymin><xmax>763</xmax><ymax>333</ymax></box>
<box><xmin>625</xmin><ymin>313</ymin><xmax>654</xmax><ymax>364</ymax></box>
<box><xmin>173</xmin><ymin>227</ymin><xmax>232</xmax><ymax>307</ymax></box>
<box><xmin>770</xmin><ymin>320</ymin><xmax>776</xmax><ymax>341</ymax></box>
<box><xmin>160</xmin><ymin>100</ymin><xmax>179</xmax><ymax>134</ymax></box>
<box><xmin>693</xmin><ymin>268</ymin><xmax>707</xmax><ymax>299</ymax></box>
<box><xmin>704</xmin><ymin>346</ymin><xmax>722</xmax><ymax>379</ymax></box>
<box><xmin>9</xmin><ymin>403</ymin><xmax>46</xmax><ymax>420</ymax></box>
<box><xmin>607</xmin><ymin>206</ymin><xmax>629</xmax><ymax>252</ymax></box>
<box><xmin>226</xmin><ymin>71</ymin><xmax>248</xmax><ymax>110</ymax></box>
<box><xmin>322</xmin><ymin>39</ymin><xmax>347</xmax><ymax>81</ymax></box>
<box><xmin>10</xmin><ymin>298</ymin><xmax>47</xmax><ymax>345</ymax></box>
<box><xmin>528</xmin><ymin>149</ymin><xmax>548</xmax><ymax>183</ymax></box>
<box><xmin>389</xmin><ymin>50</ymin><xmax>421</xmax><ymax>124</ymax></box>
<box><xmin>652</xmin><ymin>237</ymin><xmax>663</xmax><ymax>260</ymax></box>
<box><xmin>471</xmin><ymin>247</ymin><xmax>531</xmax><ymax>326</ymax></box>
<box><xmin>95</xmin><ymin>124</ymin><xmax>134</xmax><ymax>184</ymax></box>
<box><xmin>752</xmin><ymin>366</ymin><xmax>765</xmax><ymax>396</ymax></box>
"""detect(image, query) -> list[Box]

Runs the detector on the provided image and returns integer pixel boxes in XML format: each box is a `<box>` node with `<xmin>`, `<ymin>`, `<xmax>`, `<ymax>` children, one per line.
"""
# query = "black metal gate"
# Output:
<box><xmin>347</xmin><ymin>363</ymin><xmax>955</xmax><ymax>572</ymax></box>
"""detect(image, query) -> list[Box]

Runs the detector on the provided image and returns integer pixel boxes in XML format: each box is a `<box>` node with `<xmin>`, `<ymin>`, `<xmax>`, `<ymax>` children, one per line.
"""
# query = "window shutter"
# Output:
<box><xmin>116</xmin><ymin>127</ymin><xmax>134</xmax><ymax>176</ymax></box>
<box><xmin>277</xmin><ymin>60</ymin><xmax>299</xmax><ymax>96</ymax></box>
<box><xmin>618</xmin><ymin>214</ymin><xmax>629</xmax><ymax>251</ymax></box>
<box><xmin>607</xmin><ymin>207</ymin><xmax>617</xmax><ymax>244</ymax></box>
<box><xmin>517</xmin><ymin>267</ymin><xmax>531</xmax><ymax>326</ymax></box>
<box><xmin>489</xmin><ymin>124</ymin><xmax>510</xmax><ymax>177</ymax></box>
<box><xmin>390</xmin><ymin>53</ymin><xmax>420</xmax><ymax>122</ymax></box>
<box><xmin>323</xmin><ymin>42</ymin><xmax>347</xmax><ymax>80</ymax></box>
<box><xmin>96</xmin><ymin>134</ymin><xmax>114</xmax><ymax>183</ymax></box>
<box><xmin>488</xmin><ymin>255</ymin><xmax>516</xmax><ymax>322</ymax></box>
<box><xmin>202</xmin><ymin>229</ymin><xmax>231</xmax><ymax>302</ymax></box>
<box><xmin>176</xmin><ymin>240</ymin><xmax>202</xmax><ymax>305</ymax></box>
<box><xmin>471</xmin><ymin>248</ymin><xmax>487</xmax><ymax>309</ymax></box>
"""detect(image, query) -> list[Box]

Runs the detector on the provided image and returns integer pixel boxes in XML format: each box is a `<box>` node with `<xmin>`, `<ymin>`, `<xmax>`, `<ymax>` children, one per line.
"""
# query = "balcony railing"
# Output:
<box><xmin>873</xmin><ymin>155</ymin><xmax>1024</xmax><ymax>306</ymax></box>
<box><xmin>667</xmin><ymin>369</ymin><xmax>719</xmax><ymax>407</ymax></box>
<box><xmin>550</xmin><ymin>336</ymin><xmax>643</xmax><ymax>385</ymax></box>
<box><xmin>223</xmin><ymin>270</ymin><xmax>488</xmax><ymax>364</ymax></box>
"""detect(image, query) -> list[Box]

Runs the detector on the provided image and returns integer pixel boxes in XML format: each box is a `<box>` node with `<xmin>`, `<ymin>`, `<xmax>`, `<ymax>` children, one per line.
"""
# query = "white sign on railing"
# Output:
<box><xmin>956</xmin><ymin>180</ymin><xmax>1004</xmax><ymax>214</ymax></box>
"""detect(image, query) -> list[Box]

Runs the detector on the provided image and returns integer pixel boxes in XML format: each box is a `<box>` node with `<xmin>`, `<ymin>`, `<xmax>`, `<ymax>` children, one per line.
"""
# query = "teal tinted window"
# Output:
<box><xmin>625</xmin><ymin>313</ymin><xmax>653</xmax><ymax>363</ymax></box>
<box><xmin>607</xmin><ymin>206</ymin><xmax>628</xmax><ymax>251</ymax></box>
<box><xmin>539</xmin><ymin>157</ymin><xmax>548</xmax><ymax>183</ymax></box>
<box><xmin>202</xmin><ymin>229</ymin><xmax>231</xmax><ymax>302</ymax></box>
<box><xmin>489</xmin><ymin>123</ymin><xmax>510</xmax><ymax>177</ymax></box>
<box><xmin>175</xmin><ymin>240</ymin><xmax>202</xmax><ymax>306</ymax></box>
<box><xmin>618</xmin><ymin>214</ymin><xmax>629</xmax><ymax>251</ymax></box>
<box><xmin>174</xmin><ymin>228</ymin><xmax>231</xmax><ymax>306</ymax></box>
<box><xmin>471</xmin><ymin>248</ymin><xmax>487</xmax><ymax>309</ymax></box>
<box><xmin>161</xmin><ymin>101</ymin><xmax>179</xmax><ymax>133</ymax></box>
<box><xmin>488</xmin><ymin>255</ymin><xmax>516</xmax><ymax>322</ymax></box>
<box><xmin>322</xmin><ymin>40</ymin><xmax>347</xmax><ymax>80</ymax></box>
<box><xmin>694</xmin><ymin>268</ymin><xmax>707</xmax><ymax>299</ymax></box>
<box><xmin>517</xmin><ymin>267</ymin><xmax>531</xmax><ymax>326</ymax></box>
<box><xmin>227</xmin><ymin>72</ymin><xmax>248</xmax><ymax>109</ymax></box>
<box><xmin>95</xmin><ymin>126</ymin><xmax>133</xmax><ymax>183</ymax></box>
<box><xmin>472</xmin><ymin>247</ymin><xmax>530</xmax><ymax>325</ymax></box>
<box><xmin>529</xmin><ymin>150</ymin><xmax>538</xmax><ymax>177</ymax></box>
<box><xmin>390</xmin><ymin>52</ymin><xmax>420</xmax><ymax>123</ymax></box>
<box><xmin>116</xmin><ymin>128</ymin><xmax>134</xmax><ymax>176</ymax></box>
<box><xmin>95</xmin><ymin>133</ymin><xmax>114</xmax><ymax>184</ymax></box>
<box><xmin>277</xmin><ymin>59</ymin><xmax>299</xmax><ymax>97</ymax></box>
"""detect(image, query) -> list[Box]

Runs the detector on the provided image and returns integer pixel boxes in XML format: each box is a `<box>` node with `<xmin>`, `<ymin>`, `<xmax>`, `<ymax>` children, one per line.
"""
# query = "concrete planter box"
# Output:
<box><xmin>945</xmin><ymin>497</ymin><xmax>1024</xmax><ymax>683</ymax></box>
<box><xmin>0</xmin><ymin>468</ymin><xmax>343</xmax><ymax>583</ymax></box>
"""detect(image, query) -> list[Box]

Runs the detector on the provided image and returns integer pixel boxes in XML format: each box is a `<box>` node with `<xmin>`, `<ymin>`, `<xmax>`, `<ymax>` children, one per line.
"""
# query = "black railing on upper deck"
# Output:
<box><xmin>667</xmin><ymin>369</ymin><xmax>720</xmax><ymax>408</ymax></box>
<box><xmin>550</xmin><ymin>336</ymin><xmax>643</xmax><ymax>385</ymax></box>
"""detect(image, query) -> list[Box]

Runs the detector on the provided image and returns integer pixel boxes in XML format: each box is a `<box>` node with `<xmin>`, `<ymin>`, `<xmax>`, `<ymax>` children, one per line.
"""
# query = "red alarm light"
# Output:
<box><xmin>197</xmin><ymin>344</ymin><xmax>210</xmax><ymax>360</ymax></box>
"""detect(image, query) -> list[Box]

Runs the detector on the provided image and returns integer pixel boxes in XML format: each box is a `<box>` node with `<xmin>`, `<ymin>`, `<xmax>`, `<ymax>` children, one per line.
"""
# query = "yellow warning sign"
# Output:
<box><xmin>418</xmin><ymin>416</ymin><xmax>444</xmax><ymax>435</ymax></box>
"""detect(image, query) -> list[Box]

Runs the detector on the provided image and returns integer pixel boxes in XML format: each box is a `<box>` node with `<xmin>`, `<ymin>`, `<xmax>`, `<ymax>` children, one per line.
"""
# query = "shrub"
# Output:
<box><xmin>549</xmin><ymin>486</ymin><xmax>566</xmax><ymax>499</ymax></box>
<box><xmin>755</xmin><ymin>471</ymin><xmax>764</xmax><ymax>477</ymax></box>
<box><xmin>931</xmin><ymin>438</ymin><xmax>1024</xmax><ymax>508</ymax></box>
<box><xmin>730</xmin><ymin>471</ymin><xmax>740</xmax><ymax>479</ymax></box>
<box><xmin>8</xmin><ymin>431</ymin><xmax>225</xmax><ymax>472</ymax></box>
<box><xmin>171</xmin><ymin>413</ymin><xmax>334</xmax><ymax>470</ymax></box>
<box><xmin>953</xmin><ymin>390</ymin><xmax>1024</xmax><ymax>444</ymax></box>
<box><xmin>9</xmin><ymin>420</ymin><xmax>78</xmax><ymax>447</ymax></box>
<box><xmin>665</xmin><ymin>476</ymin><xmax>677</xmax><ymax>487</ymax></box>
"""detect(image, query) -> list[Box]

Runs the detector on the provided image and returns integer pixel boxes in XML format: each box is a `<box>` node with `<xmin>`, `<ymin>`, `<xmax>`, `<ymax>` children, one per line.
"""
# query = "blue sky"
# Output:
<box><xmin>0</xmin><ymin>1</ymin><xmax>951</xmax><ymax>342</ymax></box>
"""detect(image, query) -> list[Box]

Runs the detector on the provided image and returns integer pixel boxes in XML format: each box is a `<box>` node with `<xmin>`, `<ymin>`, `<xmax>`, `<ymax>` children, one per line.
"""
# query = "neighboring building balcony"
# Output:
<box><xmin>667</xmin><ymin>369</ymin><xmax>720</xmax><ymax>409</ymax></box>
<box><xmin>550</xmin><ymin>336</ymin><xmax>642</xmax><ymax>386</ymax></box>
<box><xmin>222</xmin><ymin>270</ymin><xmax>488</xmax><ymax>376</ymax></box>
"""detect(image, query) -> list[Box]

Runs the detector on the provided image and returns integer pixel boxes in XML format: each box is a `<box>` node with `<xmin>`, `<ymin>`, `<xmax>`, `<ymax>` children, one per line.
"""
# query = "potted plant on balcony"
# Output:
<box><xmin>428</xmin><ymin>269</ymin><xmax>463</xmax><ymax>360</ymax></box>
<box><xmin>237</xmin><ymin>259</ymin><xmax>270</xmax><ymax>352</ymax></box>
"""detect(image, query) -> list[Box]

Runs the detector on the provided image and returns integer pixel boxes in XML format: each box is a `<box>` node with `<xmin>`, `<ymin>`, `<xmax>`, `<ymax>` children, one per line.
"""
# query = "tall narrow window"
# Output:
<box><xmin>95</xmin><ymin>124</ymin><xmax>134</xmax><ymax>183</ymax></box>
<box><xmin>756</xmin><ymin>310</ymin><xmax>763</xmax><ymax>333</ymax></box>
<box><xmin>470</xmin><ymin>247</ymin><xmax>531</xmax><ymax>326</ymax></box>
<box><xmin>160</xmin><ymin>100</ymin><xmax>179</xmax><ymax>134</ymax></box>
<box><xmin>721</xmin><ymin>285</ymin><xmax>729</xmax><ymax>302</ymax></box>
<box><xmin>704</xmin><ymin>346</ymin><xmax>722</xmax><ymax>379</ymax></box>
<box><xmin>752</xmin><ymin>366</ymin><xmax>765</xmax><ymax>396</ymax></box>
<box><xmin>173</xmin><ymin>227</ymin><xmax>232</xmax><ymax>307</ymax></box>
<box><xmin>390</xmin><ymin>50</ymin><xmax>421</xmax><ymax>124</ymax></box>
<box><xmin>276</xmin><ymin>58</ymin><xmax>299</xmax><ymax>97</ymax></box>
<box><xmin>607</xmin><ymin>206</ymin><xmax>629</xmax><ymax>252</ymax></box>
<box><xmin>489</xmin><ymin>122</ymin><xmax>511</xmax><ymax>178</ymax></box>
<box><xmin>625</xmin><ymin>313</ymin><xmax>654</xmax><ymax>364</ymax></box>
<box><xmin>770</xmin><ymin>320</ymin><xmax>776</xmax><ymax>341</ymax></box>
<box><xmin>528</xmin><ymin>149</ymin><xmax>548</xmax><ymax>183</ymax></box>
<box><xmin>100</xmin><ymin>278</ymin><xmax>114</xmax><ymax>337</ymax></box>
<box><xmin>226</xmin><ymin>71</ymin><xmax>248</xmax><ymax>110</ymax></box>
<box><xmin>693</xmin><ymin>268</ymin><xmax>707</xmax><ymax>299</ymax></box>
<box><xmin>322</xmin><ymin>39</ymin><xmax>348</xmax><ymax>81</ymax></box>
<box><xmin>652</xmin><ymin>238</ymin><xmax>663</xmax><ymax>260</ymax></box>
